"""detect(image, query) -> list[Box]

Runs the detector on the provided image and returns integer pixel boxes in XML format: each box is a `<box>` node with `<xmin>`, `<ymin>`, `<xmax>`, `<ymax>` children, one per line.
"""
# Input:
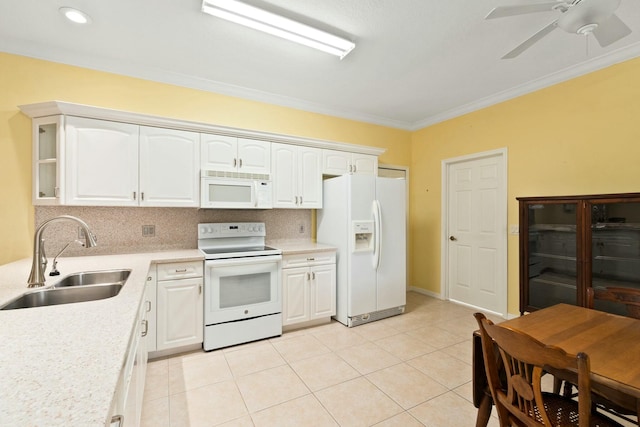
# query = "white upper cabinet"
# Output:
<box><xmin>65</xmin><ymin>117</ymin><xmax>139</xmax><ymax>206</ymax></box>
<box><xmin>322</xmin><ymin>149</ymin><xmax>378</xmax><ymax>176</ymax></box>
<box><xmin>22</xmin><ymin>102</ymin><xmax>386</xmax><ymax>208</ymax></box>
<box><xmin>139</xmin><ymin>126</ymin><xmax>200</xmax><ymax>207</ymax></box>
<box><xmin>64</xmin><ymin>117</ymin><xmax>200</xmax><ymax>207</ymax></box>
<box><xmin>201</xmin><ymin>134</ymin><xmax>270</xmax><ymax>175</ymax></box>
<box><xmin>272</xmin><ymin>143</ymin><xmax>322</xmax><ymax>209</ymax></box>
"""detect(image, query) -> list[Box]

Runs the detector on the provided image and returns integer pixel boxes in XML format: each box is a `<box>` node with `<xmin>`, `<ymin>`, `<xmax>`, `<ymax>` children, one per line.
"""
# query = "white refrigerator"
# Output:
<box><xmin>317</xmin><ymin>174</ymin><xmax>406</xmax><ymax>327</ymax></box>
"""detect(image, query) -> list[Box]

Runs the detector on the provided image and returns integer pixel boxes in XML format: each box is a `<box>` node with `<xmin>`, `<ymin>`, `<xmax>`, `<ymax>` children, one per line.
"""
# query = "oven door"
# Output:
<box><xmin>204</xmin><ymin>255</ymin><xmax>281</xmax><ymax>325</ymax></box>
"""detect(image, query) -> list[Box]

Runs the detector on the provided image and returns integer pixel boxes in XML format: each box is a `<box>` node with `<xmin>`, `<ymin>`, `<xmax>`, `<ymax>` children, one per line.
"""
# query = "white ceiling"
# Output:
<box><xmin>1</xmin><ymin>0</ymin><xmax>639</xmax><ymax>130</ymax></box>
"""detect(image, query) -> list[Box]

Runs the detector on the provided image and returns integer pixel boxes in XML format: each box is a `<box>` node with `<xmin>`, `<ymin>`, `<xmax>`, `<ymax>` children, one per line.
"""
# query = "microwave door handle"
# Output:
<box><xmin>253</xmin><ymin>181</ymin><xmax>258</xmax><ymax>208</ymax></box>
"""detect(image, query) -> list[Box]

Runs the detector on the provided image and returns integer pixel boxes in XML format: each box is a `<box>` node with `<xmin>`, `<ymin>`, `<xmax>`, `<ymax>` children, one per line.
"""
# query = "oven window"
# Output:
<box><xmin>219</xmin><ymin>272</ymin><xmax>271</xmax><ymax>308</ymax></box>
<box><xmin>210</xmin><ymin>184</ymin><xmax>252</xmax><ymax>203</ymax></box>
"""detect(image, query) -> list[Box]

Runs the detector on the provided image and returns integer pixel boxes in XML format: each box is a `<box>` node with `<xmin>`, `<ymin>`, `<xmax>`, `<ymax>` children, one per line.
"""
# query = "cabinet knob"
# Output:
<box><xmin>449</xmin><ymin>236</ymin><xmax>457</xmax><ymax>241</ymax></box>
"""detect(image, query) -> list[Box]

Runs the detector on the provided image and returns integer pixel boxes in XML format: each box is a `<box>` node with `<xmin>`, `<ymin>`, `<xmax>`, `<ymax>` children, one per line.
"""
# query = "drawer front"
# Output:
<box><xmin>157</xmin><ymin>261</ymin><xmax>203</xmax><ymax>281</ymax></box>
<box><xmin>282</xmin><ymin>252</ymin><xmax>336</xmax><ymax>268</ymax></box>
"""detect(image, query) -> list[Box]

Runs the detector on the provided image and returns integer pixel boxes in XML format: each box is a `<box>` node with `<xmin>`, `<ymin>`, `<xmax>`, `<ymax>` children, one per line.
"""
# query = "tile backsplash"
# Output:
<box><xmin>35</xmin><ymin>207</ymin><xmax>312</xmax><ymax>257</ymax></box>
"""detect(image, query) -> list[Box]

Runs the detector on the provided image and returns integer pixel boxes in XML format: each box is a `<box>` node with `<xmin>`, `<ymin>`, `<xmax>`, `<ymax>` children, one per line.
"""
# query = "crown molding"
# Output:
<box><xmin>4</xmin><ymin>37</ymin><xmax>640</xmax><ymax>133</ymax></box>
<box><xmin>410</xmin><ymin>41</ymin><xmax>640</xmax><ymax>130</ymax></box>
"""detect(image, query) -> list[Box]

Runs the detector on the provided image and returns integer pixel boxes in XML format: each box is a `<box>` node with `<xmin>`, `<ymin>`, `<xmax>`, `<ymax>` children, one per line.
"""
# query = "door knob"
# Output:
<box><xmin>449</xmin><ymin>236</ymin><xmax>457</xmax><ymax>241</ymax></box>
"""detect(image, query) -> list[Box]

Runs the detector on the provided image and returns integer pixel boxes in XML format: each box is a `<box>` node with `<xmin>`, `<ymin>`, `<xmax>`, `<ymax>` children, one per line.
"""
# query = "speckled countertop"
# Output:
<box><xmin>0</xmin><ymin>250</ymin><xmax>203</xmax><ymax>426</ymax></box>
<box><xmin>268</xmin><ymin>239</ymin><xmax>336</xmax><ymax>255</ymax></box>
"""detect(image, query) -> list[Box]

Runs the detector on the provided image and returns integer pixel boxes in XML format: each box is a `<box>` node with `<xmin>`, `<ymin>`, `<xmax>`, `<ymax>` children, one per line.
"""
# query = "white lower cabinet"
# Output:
<box><xmin>155</xmin><ymin>261</ymin><xmax>203</xmax><ymax>351</ymax></box>
<box><xmin>109</xmin><ymin>298</ymin><xmax>148</xmax><ymax>426</ymax></box>
<box><xmin>282</xmin><ymin>251</ymin><xmax>336</xmax><ymax>327</ymax></box>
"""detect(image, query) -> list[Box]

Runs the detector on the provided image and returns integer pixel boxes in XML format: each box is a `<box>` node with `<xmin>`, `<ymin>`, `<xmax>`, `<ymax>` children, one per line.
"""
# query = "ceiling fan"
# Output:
<box><xmin>486</xmin><ymin>0</ymin><xmax>632</xmax><ymax>58</ymax></box>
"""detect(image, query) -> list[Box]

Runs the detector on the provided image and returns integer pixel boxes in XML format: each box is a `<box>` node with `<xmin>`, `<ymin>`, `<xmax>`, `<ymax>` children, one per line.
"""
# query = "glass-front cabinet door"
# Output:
<box><xmin>588</xmin><ymin>198</ymin><xmax>640</xmax><ymax>316</ymax></box>
<box><xmin>522</xmin><ymin>200</ymin><xmax>580</xmax><ymax>312</ymax></box>
<box><xmin>32</xmin><ymin>115</ymin><xmax>64</xmax><ymax>205</ymax></box>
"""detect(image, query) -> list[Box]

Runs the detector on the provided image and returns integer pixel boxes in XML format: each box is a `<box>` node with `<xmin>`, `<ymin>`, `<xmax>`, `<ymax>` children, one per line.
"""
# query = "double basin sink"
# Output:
<box><xmin>0</xmin><ymin>269</ymin><xmax>131</xmax><ymax>310</ymax></box>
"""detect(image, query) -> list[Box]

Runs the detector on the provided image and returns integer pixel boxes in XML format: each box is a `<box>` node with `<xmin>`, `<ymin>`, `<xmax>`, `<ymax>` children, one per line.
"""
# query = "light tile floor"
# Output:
<box><xmin>141</xmin><ymin>292</ymin><xmax>504</xmax><ymax>427</ymax></box>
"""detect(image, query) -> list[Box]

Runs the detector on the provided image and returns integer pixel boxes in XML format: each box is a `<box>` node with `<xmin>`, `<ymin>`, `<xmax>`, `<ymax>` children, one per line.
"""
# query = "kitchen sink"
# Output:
<box><xmin>52</xmin><ymin>269</ymin><xmax>131</xmax><ymax>288</ymax></box>
<box><xmin>0</xmin><ymin>269</ymin><xmax>131</xmax><ymax>310</ymax></box>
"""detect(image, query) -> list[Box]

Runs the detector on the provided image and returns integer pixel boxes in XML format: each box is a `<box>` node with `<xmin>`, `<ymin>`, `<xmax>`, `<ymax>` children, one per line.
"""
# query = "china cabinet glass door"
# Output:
<box><xmin>588</xmin><ymin>199</ymin><xmax>640</xmax><ymax>315</ymax></box>
<box><xmin>526</xmin><ymin>201</ymin><xmax>579</xmax><ymax>310</ymax></box>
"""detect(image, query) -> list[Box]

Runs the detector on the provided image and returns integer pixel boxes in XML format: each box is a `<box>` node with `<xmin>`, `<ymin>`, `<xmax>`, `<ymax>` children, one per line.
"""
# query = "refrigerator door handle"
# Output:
<box><xmin>373</xmin><ymin>199</ymin><xmax>382</xmax><ymax>270</ymax></box>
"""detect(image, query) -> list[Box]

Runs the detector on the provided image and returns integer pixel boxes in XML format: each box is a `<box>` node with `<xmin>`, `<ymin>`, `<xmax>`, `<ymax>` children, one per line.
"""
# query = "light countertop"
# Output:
<box><xmin>0</xmin><ymin>250</ymin><xmax>203</xmax><ymax>426</ymax></box>
<box><xmin>268</xmin><ymin>240</ymin><xmax>336</xmax><ymax>255</ymax></box>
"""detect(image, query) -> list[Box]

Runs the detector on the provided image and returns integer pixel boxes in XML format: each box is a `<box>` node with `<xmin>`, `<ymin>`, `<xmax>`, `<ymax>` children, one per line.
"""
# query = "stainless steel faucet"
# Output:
<box><xmin>27</xmin><ymin>215</ymin><xmax>98</xmax><ymax>288</ymax></box>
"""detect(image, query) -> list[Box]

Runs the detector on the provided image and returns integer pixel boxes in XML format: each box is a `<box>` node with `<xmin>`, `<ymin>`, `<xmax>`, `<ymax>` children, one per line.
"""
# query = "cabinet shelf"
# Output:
<box><xmin>530</xmin><ymin>252</ymin><xmax>577</xmax><ymax>262</ymax></box>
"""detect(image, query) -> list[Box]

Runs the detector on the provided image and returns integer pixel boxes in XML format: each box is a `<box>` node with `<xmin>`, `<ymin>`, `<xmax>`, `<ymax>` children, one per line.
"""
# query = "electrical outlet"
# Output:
<box><xmin>142</xmin><ymin>225</ymin><xmax>156</xmax><ymax>237</ymax></box>
<box><xmin>509</xmin><ymin>225</ymin><xmax>519</xmax><ymax>235</ymax></box>
<box><xmin>299</xmin><ymin>224</ymin><xmax>305</xmax><ymax>234</ymax></box>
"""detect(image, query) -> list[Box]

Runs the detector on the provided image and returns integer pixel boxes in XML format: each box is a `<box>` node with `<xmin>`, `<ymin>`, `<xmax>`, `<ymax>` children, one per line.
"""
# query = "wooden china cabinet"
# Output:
<box><xmin>518</xmin><ymin>193</ymin><xmax>640</xmax><ymax>315</ymax></box>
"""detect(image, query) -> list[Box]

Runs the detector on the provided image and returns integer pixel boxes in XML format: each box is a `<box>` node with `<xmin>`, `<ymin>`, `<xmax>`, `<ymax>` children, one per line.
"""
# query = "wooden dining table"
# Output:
<box><xmin>472</xmin><ymin>303</ymin><xmax>640</xmax><ymax>427</ymax></box>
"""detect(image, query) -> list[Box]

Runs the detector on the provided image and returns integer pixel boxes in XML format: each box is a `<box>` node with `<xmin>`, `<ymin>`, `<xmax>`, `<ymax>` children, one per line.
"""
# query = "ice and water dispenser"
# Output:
<box><xmin>352</xmin><ymin>220</ymin><xmax>374</xmax><ymax>252</ymax></box>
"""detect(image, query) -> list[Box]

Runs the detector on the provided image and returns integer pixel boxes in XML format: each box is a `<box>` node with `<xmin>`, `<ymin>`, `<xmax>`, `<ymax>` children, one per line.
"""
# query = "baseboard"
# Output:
<box><xmin>408</xmin><ymin>286</ymin><xmax>442</xmax><ymax>299</ymax></box>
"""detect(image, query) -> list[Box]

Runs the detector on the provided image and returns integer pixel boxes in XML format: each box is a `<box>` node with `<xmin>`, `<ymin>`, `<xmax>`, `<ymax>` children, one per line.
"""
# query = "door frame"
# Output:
<box><xmin>440</xmin><ymin>148</ymin><xmax>508</xmax><ymax>317</ymax></box>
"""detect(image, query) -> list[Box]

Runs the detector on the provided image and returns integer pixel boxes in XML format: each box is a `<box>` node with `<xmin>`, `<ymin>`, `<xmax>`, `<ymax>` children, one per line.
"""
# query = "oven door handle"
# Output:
<box><xmin>206</xmin><ymin>255</ymin><xmax>282</xmax><ymax>266</ymax></box>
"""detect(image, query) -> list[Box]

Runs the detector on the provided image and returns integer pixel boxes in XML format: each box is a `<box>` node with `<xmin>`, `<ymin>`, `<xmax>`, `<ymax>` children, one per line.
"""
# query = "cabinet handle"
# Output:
<box><xmin>175</xmin><ymin>268</ymin><xmax>187</xmax><ymax>273</ymax></box>
<box><xmin>147</xmin><ymin>276</ymin><xmax>152</xmax><ymax>281</ymax></box>
<box><xmin>199</xmin><ymin>284</ymin><xmax>202</xmax><ymax>294</ymax></box>
<box><xmin>54</xmin><ymin>187</ymin><xmax>60</xmax><ymax>198</ymax></box>
<box><xmin>295</xmin><ymin>196</ymin><xmax>299</xmax><ymax>205</ymax></box>
<box><xmin>299</xmin><ymin>196</ymin><xmax>303</xmax><ymax>205</ymax></box>
<box><xmin>133</xmin><ymin>191</ymin><xmax>137</xmax><ymax>200</ymax></box>
<box><xmin>349</xmin><ymin>164</ymin><xmax>353</xmax><ymax>173</ymax></box>
<box><xmin>141</xmin><ymin>192</ymin><xmax>145</xmax><ymax>201</ymax></box>
<box><xmin>239</xmin><ymin>158</ymin><xmax>243</xmax><ymax>168</ymax></box>
<box><xmin>145</xmin><ymin>300</ymin><xmax>151</xmax><ymax>312</ymax></box>
<box><xmin>306</xmin><ymin>272</ymin><xmax>310</xmax><ymax>281</ymax></box>
<box><xmin>110</xmin><ymin>415</ymin><xmax>123</xmax><ymax>427</ymax></box>
<box><xmin>353</xmin><ymin>165</ymin><xmax>357</xmax><ymax>173</ymax></box>
<box><xmin>233</xmin><ymin>158</ymin><xmax>237</xmax><ymax>167</ymax></box>
<box><xmin>141</xmin><ymin>319</ymin><xmax>148</xmax><ymax>337</ymax></box>
<box><xmin>311</xmin><ymin>272</ymin><xmax>316</xmax><ymax>280</ymax></box>
<box><xmin>307</xmin><ymin>257</ymin><xmax>315</xmax><ymax>261</ymax></box>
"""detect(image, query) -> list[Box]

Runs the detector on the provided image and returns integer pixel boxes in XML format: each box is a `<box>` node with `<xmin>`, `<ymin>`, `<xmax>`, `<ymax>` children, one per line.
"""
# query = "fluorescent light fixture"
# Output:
<box><xmin>201</xmin><ymin>0</ymin><xmax>355</xmax><ymax>59</ymax></box>
<box><xmin>59</xmin><ymin>7</ymin><xmax>92</xmax><ymax>24</ymax></box>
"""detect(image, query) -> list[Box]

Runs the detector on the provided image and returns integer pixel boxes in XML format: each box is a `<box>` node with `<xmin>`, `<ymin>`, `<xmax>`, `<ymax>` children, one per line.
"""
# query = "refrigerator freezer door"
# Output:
<box><xmin>375</xmin><ymin>177</ymin><xmax>407</xmax><ymax>311</ymax></box>
<box><xmin>348</xmin><ymin>175</ymin><xmax>377</xmax><ymax>317</ymax></box>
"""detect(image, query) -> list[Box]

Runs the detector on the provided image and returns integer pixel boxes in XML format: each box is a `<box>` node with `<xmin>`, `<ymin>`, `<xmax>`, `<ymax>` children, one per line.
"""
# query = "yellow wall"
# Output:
<box><xmin>4</xmin><ymin>51</ymin><xmax>640</xmax><ymax>316</ymax></box>
<box><xmin>0</xmin><ymin>52</ymin><xmax>411</xmax><ymax>265</ymax></box>
<box><xmin>410</xmin><ymin>56</ymin><xmax>640</xmax><ymax>315</ymax></box>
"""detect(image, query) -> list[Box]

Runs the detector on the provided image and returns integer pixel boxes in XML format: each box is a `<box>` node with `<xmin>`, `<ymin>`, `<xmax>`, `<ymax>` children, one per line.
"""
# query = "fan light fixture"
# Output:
<box><xmin>201</xmin><ymin>0</ymin><xmax>355</xmax><ymax>59</ymax></box>
<box><xmin>59</xmin><ymin>7</ymin><xmax>92</xmax><ymax>24</ymax></box>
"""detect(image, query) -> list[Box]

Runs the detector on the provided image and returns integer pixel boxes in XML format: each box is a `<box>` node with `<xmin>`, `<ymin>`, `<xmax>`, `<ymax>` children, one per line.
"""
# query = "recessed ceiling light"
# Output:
<box><xmin>201</xmin><ymin>0</ymin><xmax>355</xmax><ymax>59</ymax></box>
<box><xmin>59</xmin><ymin>7</ymin><xmax>92</xmax><ymax>24</ymax></box>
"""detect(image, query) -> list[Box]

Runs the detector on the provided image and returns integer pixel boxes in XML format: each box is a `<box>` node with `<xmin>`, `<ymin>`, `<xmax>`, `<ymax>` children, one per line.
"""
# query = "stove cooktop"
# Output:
<box><xmin>199</xmin><ymin>245</ymin><xmax>281</xmax><ymax>260</ymax></box>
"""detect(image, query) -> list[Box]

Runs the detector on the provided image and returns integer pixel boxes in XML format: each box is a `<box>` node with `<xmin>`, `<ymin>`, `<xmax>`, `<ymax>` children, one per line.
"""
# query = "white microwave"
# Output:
<box><xmin>201</xmin><ymin>174</ymin><xmax>272</xmax><ymax>209</ymax></box>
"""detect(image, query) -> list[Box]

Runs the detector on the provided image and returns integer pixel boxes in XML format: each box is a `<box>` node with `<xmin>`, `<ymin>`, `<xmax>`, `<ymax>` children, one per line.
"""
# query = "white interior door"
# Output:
<box><xmin>445</xmin><ymin>150</ymin><xmax>506</xmax><ymax>315</ymax></box>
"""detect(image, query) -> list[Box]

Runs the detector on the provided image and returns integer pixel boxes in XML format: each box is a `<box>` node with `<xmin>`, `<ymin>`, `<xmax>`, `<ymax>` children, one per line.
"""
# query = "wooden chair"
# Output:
<box><xmin>586</xmin><ymin>286</ymin><xmax>640</xmax><ymax>318</ymax></box>
<box><xmin>473</xmin><ymin>312</ymin><xmax>623</xmax><ymax>427</ymax></box>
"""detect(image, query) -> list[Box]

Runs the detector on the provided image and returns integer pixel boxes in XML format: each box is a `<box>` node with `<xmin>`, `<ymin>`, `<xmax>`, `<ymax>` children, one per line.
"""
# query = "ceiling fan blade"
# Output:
<box><xmin>592</xmin><ymin>13</ymin><xmax>632</xmax><ymax>47</ymax></box>
<box><xmin>502</xmin><ymin>20</ymin><xmax>558</xmax><ymax>59</ymax></box>
<box><xmin>486</xmin><ymin>2</ymin><xmax>560</xmax><ymax>19</ymax></box>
